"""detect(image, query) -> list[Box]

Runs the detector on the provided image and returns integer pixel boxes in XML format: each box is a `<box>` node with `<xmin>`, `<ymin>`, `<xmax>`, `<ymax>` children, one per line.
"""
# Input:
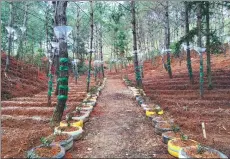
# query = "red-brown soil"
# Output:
<box><xmin>171</xmin><ymin>139</ymin><xmax>198</xmax><ymax>147</ymax></box>
<box><xmin>57</xmin><ymin>126</ymin><xmax>79</xmax><ymax>132</ymax></box>
<box><xmin>1</xmin><ymin>54</ymin><xmax>98</xmax><ymax>158</ymax></box>
<box><xmin>71</xmin><ymin>79</ymin><xmax>170</xmax><ymax>158</ymax></box>
<box><xmin>35</xmin><ymin>145</ymin><xmax>61</xmax><ymax>158</ymax></box>
<box><xmin>46</xmin><ymin>134</ymin><xmax>70</xmax><ymax>142</ymax></box>
<box><xmin>1</xmin><ymin>53</ymin><xmax>47</xmax><ymax>100</ymax></box>
<box><xmin>108</xmin><ymin>52</ymin><xmax>230</xmax><ymax>157</ymax></box>
<box><xmin>184</xmin><ymin>146</ymin><xmax>221</xmax><ymax>158</ymax></box>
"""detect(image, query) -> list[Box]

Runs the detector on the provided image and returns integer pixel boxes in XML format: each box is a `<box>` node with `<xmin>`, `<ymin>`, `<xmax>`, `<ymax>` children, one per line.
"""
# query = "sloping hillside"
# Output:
<box><xmin>108</xmin><ymin>52</ymin><xmax>230</xmax><ymax>157</ymax></box>
<box><xmin>1</xmin><ymin>53</ymin><xmax>47</xmax><ymax>100</ymax></box>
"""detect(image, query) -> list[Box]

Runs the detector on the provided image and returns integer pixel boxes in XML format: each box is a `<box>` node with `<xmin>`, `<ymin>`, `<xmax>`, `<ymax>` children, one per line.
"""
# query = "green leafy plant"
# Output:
<box><xmin>153</xmin><ymin>105</ymin><xmax>162</xmax><ymax>113</ymax></box>
<box><xmin>89</xmin><ymin>86</ymin><xmax>98</xmax><ymax>94</ymax></box>
<box><xmin>66</xmin><ymin>113</ymin><xmax>73</xmax><ymax>127</ymax></box>
<box><xmin>171</xmin><ymin>124</ymin><xmax>180</xmax><ymax>133</ymax></box>
<box><xmin>27</xmin><ymin>151</ymin><xmax>39</xmax><ymax>159</ymax></box>
<box><xmin>40</xmin><ymin>136</ymin><xmax>53</xmax><ymax>147</ymax></box>
<box><xmin>197</xmin><ymin>144</ymin><xmax>206</xmax><ymax>154</ymax></box>
<box><xmin>76</xmin><ymin>107</ymin><xmax>82</xmax><ymax>114</ymax></box>
<box><xmin>180</xmin><ymin>133</ymin><xmax>189</xmax><ymax>141</ymax></box>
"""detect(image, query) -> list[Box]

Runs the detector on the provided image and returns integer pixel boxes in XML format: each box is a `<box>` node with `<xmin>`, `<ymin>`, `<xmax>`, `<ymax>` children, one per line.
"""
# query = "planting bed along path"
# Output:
<box><xmin>115</xmin><ymin>53</ymin><xmax>230</xmax><ymax>157</ymax></box>
<box><xmin>1</xmin><ymin>75</ymin><xmax>97</xmax><ymax>158</ymax></box>
<box><xmin>71</xmin><ymin>78</ymin><xmax>171</xmax><ymax>158</ymax></box>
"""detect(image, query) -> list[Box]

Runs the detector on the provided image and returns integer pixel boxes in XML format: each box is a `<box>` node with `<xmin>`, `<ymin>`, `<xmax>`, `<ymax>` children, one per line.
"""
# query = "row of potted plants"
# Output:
<box><xmin>27</xmin><ymin>78</ymin><xmax>107</xmax><ymax>158</ymax></box>
<box><xmin>123</xmin><ymin>78</ymin><xmax>228</xmax><ymax>159</ymax></box>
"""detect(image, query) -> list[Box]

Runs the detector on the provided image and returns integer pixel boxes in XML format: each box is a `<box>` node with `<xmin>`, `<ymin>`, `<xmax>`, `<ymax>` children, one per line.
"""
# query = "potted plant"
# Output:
<box><xmin>82</xmin><ymin>100</ymin><xmax>96</xmax><ymax>107</ymax></box>
<box><xmin>67</xmin><ymin>108</ymin><xmax>90</xmax><ymax>122</ymax></box>
<box><xmin>26</xmin><ymin>136</ymin><xmax>65</xmax><ymax>158</ymax></box>
<box><xmin>89</xmin><ymin>86</ymin><xmax>99</xmax><ymax>96</ymax></box>
<box><xmin>179</xmin><ymin>144</ymin><xmax>228</xmax><ymax>158</ymax></box>
<box><xmin>76</xmin><ymin>103</ymin><xmax>93</xmax><ymax>112</ymax></box>
<box><xmin>162</xmin><ymin>124</ymin><xmax>181</xmax><ymax>144</ymax></box>
<box><xmin>167</xmin><ymin>134</ymin><xmax>198</xmax><ymax>158</ymax></box>
<box><xmin>60</xmin><ymin>113</ymin><xmax>84</xmax><ymax>128</ymax></box>
<box><xmin>155</xmin><ymin>121</ymin><xmax>173</xmax><ymax>135</ymax></box>
<box><xmin>45</xmin><ymin>133</ymin><xmax>73</xmax><ymax>151</ymax></box>
<box><xmin>83</xmin><ymin>96</ymin><xmax>97</xmax><ymax>106</ymax></box>
<box><xmin>152</xmin><ymin>116</ymin><xmax>174</xmax><ymax>127</ymax></box>
<box><xmin>136</xmin><ymin>96</ymin><xmax>144</xmax><ymax>105</ymax></box>
<box><xmin>146</xmin><ymin>105</ymin><xmax>164</xmax><ymax>118</ymax></box>
<box><xmin>54</xmin><ymin>124</ymin><xmax>83</xmax><ymax>141</ymax></box>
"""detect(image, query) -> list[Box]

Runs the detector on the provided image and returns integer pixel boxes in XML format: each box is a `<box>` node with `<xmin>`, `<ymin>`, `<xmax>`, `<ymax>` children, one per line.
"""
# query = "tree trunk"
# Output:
<box><xmin>197</xmin><ymin>2</ymin><xmax>204</xmax><ymax>98</ymax></box>
<box><xmin>87</xmin><ymin>1</ymin><xmax>94</xmax><ymax>93</ymax></box>
<box><xmin>5</xmin><ymin>2</ymin><xmax>14</xmax><ymax>72</ymax></box>
<box><xmin>16</xmin><ymin>2</ymin><xmax>28</xmax><ymax>60</ymax></box>
<box><xmin>131</xmin><ymin>1</ymin><xmax>142</xmax><ymax>88</ymax></box>
<box><xmin>52</xmin><ymin>1</ymin><xmax>60</xmax><ymax>96</ymax></box>
<box><xmin>100</xmin><ymin>25</ymin><xmax>105</xmax><ymax>78</ymax></box>
<box><xmin>51</xmin><ymin>1</ymin><xmax>69</xmax><ymax>126</ymax></box>
<box><xmin>46</xmin><ymin>3</ymin><xmax>53</xmax><ymax>107</ymax></box>
<box><xmin>185</xmin><ymin>2</ymin><xmax>194</xmax><ymax>84</ymax></box>
<box><xmin>206</xmin><ymin>2</ymin><xmax>212</xmax><ymax>89</ymax></box>
<box><xmin>75</xmin><ymin>6</ymin><xmax>80</xmax><ymax>82</ymax></box>
<box><xmin>165</xmin><ymin>1</ymin><xmax>172</xmax><ymax>78</ymax></box>
<box><xmin>54</xmin><ymin>53</ymin><xmax>60</xmax><ymax>95</ymax></box>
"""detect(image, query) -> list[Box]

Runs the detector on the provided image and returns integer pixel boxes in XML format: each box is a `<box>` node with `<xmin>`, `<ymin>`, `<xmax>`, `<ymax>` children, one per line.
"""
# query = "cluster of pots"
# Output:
<box><xmin>26</xmin><ymin>78</ymin><xmax>107</xmax><ymax>158</ymax></box>
<box><xmin>123</xmin><ymin>78</ymin><xmax>228</xmax><ymax>159</ymax></box>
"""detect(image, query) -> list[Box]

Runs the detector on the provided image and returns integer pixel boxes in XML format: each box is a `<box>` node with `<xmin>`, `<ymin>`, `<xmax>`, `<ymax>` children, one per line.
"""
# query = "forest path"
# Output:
<box><xmin>71</xmin><ymin>78</ymin><xmax>169</xmax><ymax>158</ymax></box>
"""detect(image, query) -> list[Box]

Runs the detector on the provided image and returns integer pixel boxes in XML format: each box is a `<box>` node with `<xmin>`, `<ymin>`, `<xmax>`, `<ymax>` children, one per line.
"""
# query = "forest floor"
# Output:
<box><xmin>1</xmin><ymin>51</ymin><xmax>230</xmax><ymax>158</ymax></box>
<box><xmin>70</xmin><ymin>78</ymin><xmax>171</xmax><ymax>158</ymax></box>
<box><xmin>1</xmin><ymin>75</ymin><xmax>97</xmax><ymax>158</ymax></box>
<box><xmin>107</xmin><ymin>52</ymin><xmax>230</xmax><ymax>157</ymax></box>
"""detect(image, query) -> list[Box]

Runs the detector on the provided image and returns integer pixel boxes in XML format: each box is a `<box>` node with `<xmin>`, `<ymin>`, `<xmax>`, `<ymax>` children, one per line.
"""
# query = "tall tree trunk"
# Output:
<box><xmin>46</xmin><ymin>4</ymin><xmax>53</xmax><ymax>107</ymax></box>
<box><xmin>165</xmin><ymin>1</ymin><xmax>172</xmax><ymax>78</ymax></box>
<box><xmin>100</xmin><ymin>26</ymin><xmax>105</xmax><ymax>78</ymax></box>
<box><xmin>31</xmin><ymin>28</ymin><xmax>34</xmax><ymax>65</ymax></box>
<box><xmin>75</xmin><ymin>6</ymin><xmax>80</xmax><ymax>83</ymax></box>
<box><xmin>53</xmin><ymin>1</ymin><xmax>60</xmax><ymax>96</ymax></box>
<box><xmin>5</xmin><ymin>2</ymin><xmax>14</xmax><ymax>72</ymax></box>
<box><xmin>185</xmin><ymin>2</ymin><xmax>194</xmax><ymax>84</ymax></box>
<box><xmin>16</xmin><ymin>2</ymin><xmax>28</xmax><ymax>60</ymax></box>
<box><xmin>87</xmin><ymin>1</ymin><xmax>94</xmax><ymax>93</ymax></box>
<box><xmin>197</xmin><ymin>2</ymin><xmax>204</xmax><ymax>98</ymax></box>
<box><xmin>206</xmin><ymin>2</ymin><xmax>212</xmax><ymax>89</ymax></box>
<box><xmin>51</xmin><ymin>1</ymin><xmax>69</xmax><ymax>126</ymax></box>
<box><xmin>131</xmin><ymin>1</ymin><xmax>142</xmax><ymax>88</ymax></box>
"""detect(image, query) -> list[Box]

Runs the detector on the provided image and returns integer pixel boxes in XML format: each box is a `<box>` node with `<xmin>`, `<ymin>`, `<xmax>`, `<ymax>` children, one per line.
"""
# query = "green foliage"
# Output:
<box><xmin>78</xmin><ymin>62</ymin><xmax>88</xmax><ymax>75</ymax></box>
<box><xmin>171</xmin><ymin>124</ymin><xmax>180</xmax><ymax>133</ymax></box>
<box><xmin>197</xmin><ymin>144</ymin><xmax>205</xmax><ymax>154</ymax></box>
<box><xmin>180</xmin><ymin>133</ymin><xmax>189</xmax><ymax>141</ymax></box>
<box><xmin>169</xmin><ymin>42</ymin><xmax>178</xmax><ymax>56</ymax></box>
<box><xmin>40</xmin><ymin>137</ymin><xmax>52</xmax><ymax>147</ymax></box>
<box><xmin>172</xmin><ymin>27</ymin><xmax>198</xmax><ymax>57</ymax></box>
<box><xmin>76</xmin><ymin>106</ymin><xmax>82</xmax><ymax>112</ymax></box>
<box><xmin>33</xmin><ymin>48</ymin><xmax>45</xmax><ymax>67</ymax></box>
<box><xmin>124</xmin><ymin>76</ymin><xmax>133</xmax><ymax>86</ymax></box>
<box><xmin>89</xmin><ymin>86</ymin><xmax>98</xmax><ymax>94</ymax></box>
<box><xmin>209</xmin><ymin>31</ymin><xmax>222</xmax><ymax>54</ymax></box>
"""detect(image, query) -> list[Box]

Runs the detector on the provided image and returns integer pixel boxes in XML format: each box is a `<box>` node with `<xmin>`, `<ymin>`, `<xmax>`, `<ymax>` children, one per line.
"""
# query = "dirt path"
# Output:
<box><xmin>71</xmin><ymin>78</ymin><xmax>169</xmax><ymax>158</ymax></box>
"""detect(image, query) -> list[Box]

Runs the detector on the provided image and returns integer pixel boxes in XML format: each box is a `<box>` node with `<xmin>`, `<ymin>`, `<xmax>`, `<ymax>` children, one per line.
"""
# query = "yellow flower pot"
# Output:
<box><xmin>158</xmin><ymin>110</ymin><xmax>164</xmax><ymax>115</ymax></box>
<box><xmin>60</xmin><ymin>120</ymin><xmax>83</xmax><ymax>128</ymax></box>
<box><xmin>146</xmin><ymin>110</ymin><xmax>156</xmax><ymax>117</ymax></box>
<box><xmin>168</xmin><ymin>138</ymin><xmax>198</xmax><ymax>158</ymax></box>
